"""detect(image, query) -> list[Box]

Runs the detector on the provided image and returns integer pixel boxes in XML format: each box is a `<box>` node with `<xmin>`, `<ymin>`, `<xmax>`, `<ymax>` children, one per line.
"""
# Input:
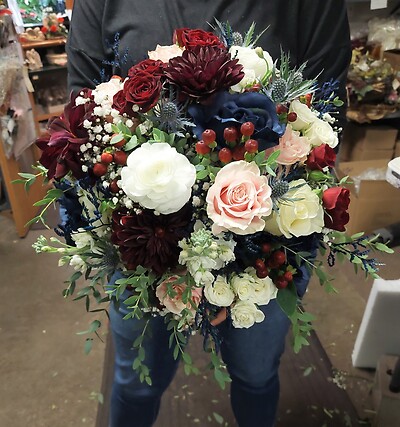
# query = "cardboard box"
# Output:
<box><xmin>337</xmin><ymin>159</ymin><xmax>400</xmax><ymax>235</ymax></box>
<box><xmin>383</xmin><ymin>49</ymin><xmax>400</xmax><ymax>71</ymax></box>
<box><xmin>339</xmin><ymin>123</ymin><xmax>398</xmax><ymax>162</ymax></box>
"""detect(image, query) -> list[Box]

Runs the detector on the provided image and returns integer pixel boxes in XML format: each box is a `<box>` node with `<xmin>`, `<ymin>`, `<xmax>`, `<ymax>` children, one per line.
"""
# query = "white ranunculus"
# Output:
<box><xmin>289</xmin><ymin>100</ymin><xmax>317</xmax><ymax>131</ymax></box>
<box><xmin>204</xmin><ymin>275</ymin><xmax>235</xmax><ymax>307</ymax></box>
<box><xmin>230</xmin><ymin>300</ymin><xmax>265</xmax><ymax>328</ymax></box>
<box><xmin>269</xmin><ymin>179</ymin><xmax>324</xmax><ymax>238</ymax></box>
<box><xmin>120</xmin><ymin>142</ymin><xmax>196</xmax><ymax>214</ymax></box>
<box><xmin>304</xmin><ymin>118</ymin><xmax>339</xmax><ymax>148</ymax></box>
<box><xmin>229</xmin><ymin>45</ymin><xmax>273</xmax><ymax>92</ymax></box>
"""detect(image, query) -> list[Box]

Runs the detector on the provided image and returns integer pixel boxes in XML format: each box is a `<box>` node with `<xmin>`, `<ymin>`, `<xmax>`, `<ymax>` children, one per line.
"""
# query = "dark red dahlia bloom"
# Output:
<box><xmin>128</xmin><ymin>59</ymin><xmax>165</xmax><ymax>78</ymax></box>
<box><xmin>165</xmin><ymin>46</ymin><xmax>244</xmax><ymax>102</ymax></box>
<box><xmin>36</xmin><ymin>91</ymin><xmax>95</xmax><ymax>180</ymax></box>
<box><xmin>306</xmin><ymin>144</ymin><xmax>336</xmax><ymax>171</ymax></box>
<box><xmin>173</xmin><ymin>28</ymin><xmax>226</xmax><ymax>50</ymax></box>
<box><xmin>123</xmin><ymin>70</ymin><xmax>162</xmax><ymax>112</ymax></box>
<box><xmin>111</xmin><ymin>204</ymin><xmax>192</xmax><ymax>275</ymax></box>
<box><xmin>322</xmin><ymin>187</ymin><xmax>350</xmax><ymax>231</ymax></box>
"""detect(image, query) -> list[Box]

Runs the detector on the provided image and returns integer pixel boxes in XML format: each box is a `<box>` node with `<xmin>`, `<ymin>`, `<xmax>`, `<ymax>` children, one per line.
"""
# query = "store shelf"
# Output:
<box><xmin>28</xmin><ymin>64</ymin><xmax>67</xmax><ymax>75</ymax></box>
<box><xmin>20</xmin><ymin>38</ymin><xmax>66</xmax><ymax>50</ymax></box>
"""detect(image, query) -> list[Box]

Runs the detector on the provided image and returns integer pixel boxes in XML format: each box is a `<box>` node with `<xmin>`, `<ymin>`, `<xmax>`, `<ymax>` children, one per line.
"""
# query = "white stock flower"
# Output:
<box><xmin>230</xmin><ymin>300</ymin><xmax>265</xmax><ymax>328</ymax></box>
<box><xmin>71</xmin><ymin>229</ymin><xmax>95</xmax><ymax>249</ymax></box>
<box><xmin>204</xmin><ymin>275</ymin><xmax>235</xmax><ymax>307</ymax></box>
<box><xmin>265</xmin><ymin>179</ymin><xmax>324</xmax><ymax>238</ymax></box>
<box><xmin>229</xmin><ymin>45</ymin><xmax>273</xmax><ymax>92</ymax></box>
<box><xmin>120</xmin><ymin>143</ymin><xmax>196</xmax><ymax>214</ymax></box>
<box><xmin>304</xmin><ymin>118</ymin><xmax>339</xmax><ymax>148</ymax></box>
<box><xmin>69</xmin><ymin>255</ymin><xmax>86</xmax><ymax>272</ymax></box>
<box><xmin>289</xmin><ymin>100</ymin><xmax>317</xmax><ymax>131</ymax></box>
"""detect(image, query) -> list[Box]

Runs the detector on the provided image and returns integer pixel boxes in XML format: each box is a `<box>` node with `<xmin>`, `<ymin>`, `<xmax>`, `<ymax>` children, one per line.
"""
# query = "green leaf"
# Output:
<box><xmin>84</xmin><ymin>338</ymin><xmax>93</xmax><ymax>355</ymax></box>
<box><xmin>277</xmin><ymin>282</ymin><xmax>298</xmax><ymax>317</ymax></box>
<box><xmin>33</xmin><ymin>198</ymin><xmax>53</xmax><ymax>207</ymax></box>
<box><xmin>132</xmin><ymin>358</ymin><xmax>141</xmax><ymax>370</ymax></box>
<box><xmin>213</xmin><ymin>412</ymin><xmax>224</xmax><ymax>424</ymax></box>
<box><xmin>303</xmin><ymin>366</ymin><xmax>314</xmax><ymax>377</ymax></box>
<box><xmin>124</xmin><ymin>135</ymin><xmax>139</xmax><ymax>151</ymax></box>
<box><xmin>182</xmin><ymin>352</ymin><xmax>192</xmax><ymax>365</ymax></box>
<box><xmin>111</xmin><ymin>134</ymin><xmax>125</xmax><ymax>144</ymax></box>
<box><xmin>375</xmin><ymin>243</ymin><xmax>394</xmax><ymax>254</ymax></box>
<box><xmin>214</xmin><ymin>369</ymin><xmax>227</xmax><ymax>390</ymax></box>
<box><xmin>196</xmin><ymin>169</ymin><xmax>209</xmax><ymax>180</ymax></box>
<box><xmin>17</xmin><ymin>172</ymin><xmax>36</xmax><ymax>180</ymax></box>
<box><xmin>293</xmin><ymin>334</ymin><xmax>309</xmax><ymax>353</ymax></box>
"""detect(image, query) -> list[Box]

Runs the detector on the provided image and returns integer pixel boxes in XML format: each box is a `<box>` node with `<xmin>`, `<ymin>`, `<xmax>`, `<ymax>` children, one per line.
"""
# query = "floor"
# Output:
<box><xmin>1</xmin><ymin>210</ymin><xmax>399</xmax><ymax>427</ymax></box>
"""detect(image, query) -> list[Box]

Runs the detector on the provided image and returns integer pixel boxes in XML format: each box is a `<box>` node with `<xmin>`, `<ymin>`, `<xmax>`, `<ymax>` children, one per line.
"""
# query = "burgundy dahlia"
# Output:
<box><xmin>165</xmin><ymin>45</ymin><xmax>244</xmax><ymax>102</ymax></box>
<box><xmin>36</xmin><ymin>91</ymin><xmax>94</xmax><ymax>180</ymax></box>
<box><xmin>111</xmin><ymin>205</ymin><xmax>192</xmax><ymax>275</ymax></box>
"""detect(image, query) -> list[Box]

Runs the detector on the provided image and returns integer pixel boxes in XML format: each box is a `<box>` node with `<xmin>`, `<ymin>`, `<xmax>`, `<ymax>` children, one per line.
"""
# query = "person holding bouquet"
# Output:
<box><xmin>61</xmin><ymin>1</ymin><xmax>352</xmax><ymax>426</ymax></box>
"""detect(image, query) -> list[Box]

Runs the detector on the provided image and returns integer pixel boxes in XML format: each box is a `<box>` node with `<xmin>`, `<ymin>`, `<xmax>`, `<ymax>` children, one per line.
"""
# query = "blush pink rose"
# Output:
<box><xmin>206</xmin><ymin>161</ymin><xmax>273</xmax><ymax>235</ymax></box>
<box><xmin>156</xmin><ymin>276</ymin><xmax>202</xmax><ymax>315</ymax></box>
<box><xmin>148</xmin><ymin>44</ymin><xmax>184</xmax><ymax>63</ymax></box>
<box><xmin>275</xmin><ymin>126</ymin><xmax>311</xmax><ymax>165</ymax></box>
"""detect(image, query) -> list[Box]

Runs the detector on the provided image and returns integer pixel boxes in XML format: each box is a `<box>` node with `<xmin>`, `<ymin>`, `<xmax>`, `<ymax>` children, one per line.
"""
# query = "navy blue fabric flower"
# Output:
<box><xmin>188</xmin><ymin>92</ymin><xmax>286</xmax><ymax>150</ymax></box>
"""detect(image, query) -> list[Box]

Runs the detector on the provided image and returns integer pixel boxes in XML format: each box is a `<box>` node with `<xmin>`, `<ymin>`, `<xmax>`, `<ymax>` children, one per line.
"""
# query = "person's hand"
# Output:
<box><xmin>210</xmin><ymin>307</ymin><xmax>227</xmax><ymax>326</ymax></box>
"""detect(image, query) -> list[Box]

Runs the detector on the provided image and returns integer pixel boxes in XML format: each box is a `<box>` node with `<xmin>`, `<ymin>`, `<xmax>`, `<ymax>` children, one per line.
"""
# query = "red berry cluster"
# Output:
<box><xmin>254</xmin><ymin>244</ymin><xmax>294</xmax><ymax>289</ymax></box>
<box><xmin>275</xmin><ymin>104</ymin><xmax>297</xmax><ymax>124</ymax></box>
<box><xmin>92</xmin><ymin>133</ymin><xmax>128</xmax><ymax>180</ymax></box>
<box><xmin>195</xmin><ymin>122</ymin><xmax>260</xmax><ymax>164</ymax></box>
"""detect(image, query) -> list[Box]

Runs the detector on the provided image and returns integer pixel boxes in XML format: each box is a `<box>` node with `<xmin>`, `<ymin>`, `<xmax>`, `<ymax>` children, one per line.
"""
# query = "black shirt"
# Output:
<box><xmin>66</xmin><ymin>0</ymin><xmax>351</xmax><ymax>104</ymax></box>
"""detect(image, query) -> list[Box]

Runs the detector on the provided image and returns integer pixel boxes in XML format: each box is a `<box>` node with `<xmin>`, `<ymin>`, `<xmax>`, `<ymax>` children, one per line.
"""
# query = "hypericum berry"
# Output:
<box><xmin>114</xmin><ymin>151</ymin><xmax>128</xmax><ymax>165</ymax></box>
<box><xmin>305</xmin><ymin>93</ymin><xmax>312</xmax><ymax>106</ymax></box>
<box><xmin>112</xmin><ymin>134</ymin><xmax>126</xmax><ymax>148</ymax></box>
<box><xmin>93</xmin><ymin>163</ymin><xmax>108</xmax><ymax>177</ymax></box>
<box><xmin>232</xmin><ymin>144</ymin><xmax>246</xmax><ymax>160</ymax></box>
<box><xmin>195</xmin><ymin>141</ymin><xmax>211</xmax><ymax>155</ymax></box>
<box><xmin>240</xmin><ymin>121</ymin><xmax>255</xmax><ymax>137</ymax></box>
<box><xmin>257</xmin><ymin>268</ymin><xmax>269</xmax><ymax>279</ymax></box>
<box><xmin>261</xmin><ymin>243</ymin><xmax>272</xmax><ymax>254</ymax></box>
<box><xmin>202</xmin><ymin>129</ymin><xmax>216</xmax><ymax>145</ymax></box>
<box><xmin>275</xmin><ymin>278</ymin><xmax>289</xmax><ymax>289</ymax></box>
<box><xmin>273</xmin><ymin>250</ymin><xmax>286</xmax><ymax>266</ymax></box>
<box><xmin>268</xmin><ymin>258</ymin><xmax>280</xmax><ymax>269</ymax></box>
<box><xmin>110</xmin><ymin>179</ymin><xmax>120</xmax><ymax>193</ymax></box>
<box><xmin>276</xmin><ymin>104</ymin><xmax>288</xmax><ymax>115</ymax></box>
<box><xmin>218</xmin><ymin>147</ymin><xmax>233</xmax><ymax>163</ymax></box>
<box><xmin>287</xmin><ymin>112</ymin><xmax>298</xmax><ymax>122</ymax></box>
<box><xmin>255</xmin><ymin>258</ymin><xmax>266</xmax><ymax>271</ymax></box>
<box><xmin>283</xmin><ymin>271</ymin><xmax>293</xmax><ymax>282</ymax></box>
<box><xmin>223</xmin><ymin>126</ymin><xmax>239</xmax><ymax>143</ymax></box>
<box><xmin>245</xmin><ymin>139</ymin><xmax>258</xmax><ymax>153</ymax></box>
<box><xmin>101</xmin><ymin>152</ymin><xmax>114</xmax><ymax>164</ymax></box>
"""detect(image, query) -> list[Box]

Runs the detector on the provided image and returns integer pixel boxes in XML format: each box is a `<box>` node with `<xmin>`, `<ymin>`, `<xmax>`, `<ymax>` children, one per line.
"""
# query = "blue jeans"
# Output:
<box><xmin>108</xmin><ymin>254</ymin><xmax>313</xmax><ymax>427</ymax></box>
<box><xmin>108</xmin><ymin>283</ymin><xmax>302</xmax><ymax>427</ymax></box>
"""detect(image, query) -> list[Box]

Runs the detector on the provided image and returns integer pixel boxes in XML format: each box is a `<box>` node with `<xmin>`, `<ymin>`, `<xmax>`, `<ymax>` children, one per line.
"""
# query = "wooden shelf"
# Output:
<box><xmin>29</xmin><ymin>65</ymin><xmax>67</xmax><ymax>75</ymax></box>
<box><xmin>36</xmin><ymin>111</ymin><xmax>63</xmax><ymax>121</ymax></box>
<box><xmin>20</xmin><ymin>38</ymin><xmax>66</xmax><ymax>50</ymax></box>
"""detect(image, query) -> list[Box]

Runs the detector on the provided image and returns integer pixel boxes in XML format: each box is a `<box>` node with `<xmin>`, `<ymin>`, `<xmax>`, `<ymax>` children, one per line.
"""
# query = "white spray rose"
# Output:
<box><xmin>204</xmin><ymin>275</ymin><xmax>235</xmax><ymax>307</ymax></box>
<box><xmin>231</xmin><ymin>301</ymin><xmax>265</xmax><ymax>328</ymax></box>
<box><xmin>304</xmin><ymin>118</ymin><xmax>339</xmax><ymax>148</ymax></box>
<box><xmin>229</xmin><ymin>45</ymin><xmax>273</xmax><ymax>92</ymax></box>
<box><xmin>289</xmin><ymin>100</ymin><xmax>317</xmax><ymax>131</ymax></box>
<box><xmin>120</xmin><ymin>142</ymin><xmax>196</xmax><ymax>214</ymax></box>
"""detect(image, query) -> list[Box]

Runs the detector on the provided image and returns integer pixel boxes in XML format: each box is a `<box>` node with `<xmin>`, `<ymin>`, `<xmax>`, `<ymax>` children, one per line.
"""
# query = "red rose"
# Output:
<box><xmin>40</xmin><ymin>26</ymin><xmax>48</xmax><ymax>34</ymax></box>
<box><xmin>128</xmin><ymin>59</ymin><xmax>165</xmax><ymax>78</ymax></box>
<box><xmin>306</xmin><ymin>144</ymin><xmax>336</xmax><ymax>171</ymax></box>
<box><xmin>122</xmin><ymin>71</ymin><xmax>162</xmax><ymax>113</ymax></box>
<box><xmin>112</xmin><ymin>90</ymin><xmax>134</xmax><ymax>116</ymax></box>
<box><xmin>173</xmin><ymin>28</ymin><xmax>226</xmax><ymax>50</ymax></box>
<box><xmin>322</xmin><ymin>187</ymin><xmax>350</xmax><ymax>231</ymax></box>
<box><xmin>49</xmin><ymin>24</ymin><xmax>58</xmax><ymax>33</ymax></box>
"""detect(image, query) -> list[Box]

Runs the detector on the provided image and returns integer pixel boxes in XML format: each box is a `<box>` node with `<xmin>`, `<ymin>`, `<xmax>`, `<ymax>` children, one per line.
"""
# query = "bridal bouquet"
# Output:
<box><xmin>24</xmin><ymin>23</ymin><xmax>391</xmax><ymax>387</ymax></box>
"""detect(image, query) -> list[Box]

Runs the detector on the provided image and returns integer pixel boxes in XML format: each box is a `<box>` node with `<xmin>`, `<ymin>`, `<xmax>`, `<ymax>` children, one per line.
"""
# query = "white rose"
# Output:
<box><xmin>120</xmin><ymin>142</ymin><xmax>196</xmax><ymax>214</ymax></box>
<box><xmin>204</xmin><ymin>276</ymin><xmax>235</xmax><ymax>307</ymax></box>
<box><xmin>231</xmin><ymin>273</ymin><xmax>256</xmax><ymax>302</ymax></box>
<box><xmin>231</xmin><ymin>301</ymin><xmax>265</xmax><ymax>328</ymax></box>
<box><xmin>229</xmin><ymin>45</ymin><xmax>273</xmax><ymax>92</ymax></box>
<box><xmin>304</xmin><ymin>118</ymin><xmax>339</xmax><ymax>148</ymax></box>
<box><xmin>268</xmin><ymin>179</ymin><xmax>324</xmax><ymax>238</ymax></box>
<box><xmin>245</xmin><ymin>267</ymin><xmax>277</xmax><ymax>305</ymax></box>
<box><xmin>289</xmin><ymin>100</ymin><xmax>317</xmax><ymax>131</ymax></box>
